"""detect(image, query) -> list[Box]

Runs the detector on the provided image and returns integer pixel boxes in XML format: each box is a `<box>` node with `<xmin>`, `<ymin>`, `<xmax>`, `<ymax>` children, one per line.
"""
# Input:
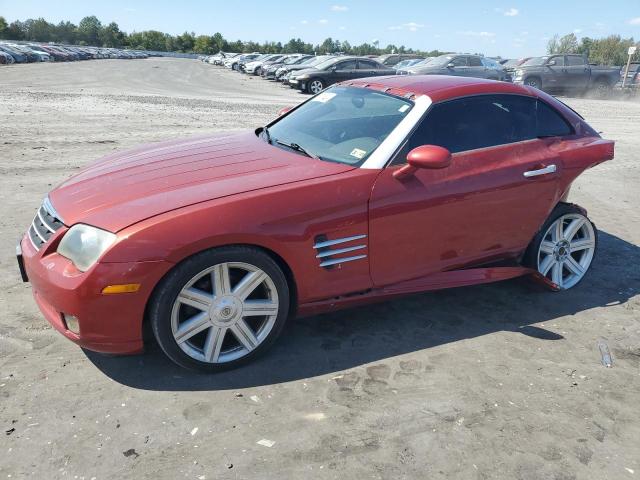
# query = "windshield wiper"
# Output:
<box><xmin>276</xmin><ymin>140</ymin><xmax>320</xmax><ymax>159</ymax></box>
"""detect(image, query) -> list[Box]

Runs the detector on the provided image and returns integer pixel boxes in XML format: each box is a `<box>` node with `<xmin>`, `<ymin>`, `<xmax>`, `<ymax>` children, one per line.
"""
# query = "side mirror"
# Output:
<box><xmin>393</xmin><ymin>145</ymin><xmax>452</xmax><ymax>180</ymax></box>
<box><xmin>447</xmin><ymin>62</ymin><xmax>455</xmax><ymax>68</ymax></box>
<box><xmin>547</xmin><ymin>60</ymin><xmax>556</xmax><ymax>66</ymax></box>
<box><xmin>277</xmin><ymin>105</ymin><xmax>294</xmax><ymax>116</ymax></box>
<box><xmin>331</xmin><ymin>66</ymin><xmax>338</xmax><ymax>72</ymax></box>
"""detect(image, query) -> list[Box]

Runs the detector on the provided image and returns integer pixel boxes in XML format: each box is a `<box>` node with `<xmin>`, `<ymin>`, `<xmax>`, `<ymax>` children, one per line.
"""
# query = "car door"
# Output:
<box><xmin>331</xmin><ymin>59</ymin><xmax>358</xmax><ymax>84</ymax></box>
<box><xmin>445</xmin><ymin>56</ymin><xmax>470</xmax><ymax>76</ymax></box>
<box><xmin>564</xmin><ymin>55</ymin><xmax>589</xmax><ymax>90</ymax></box>
<box><xmin>467</xmin><ymin>56</ymin><xmax>489</xmax><ymax>78</ymax></box>
<box><xmin>356</xmin><ymin>59</ymin><xmax>384</xmax><ymax>78</ymax></box>
<box><xmin>543</xmin><ymin>55</ymin><xmax>567</xmax><ymax>91</ymax></box>
<box><xmin>368</xmin><ymin>94</ymin><xmax>563</xmax><ymax>286</ymax></box>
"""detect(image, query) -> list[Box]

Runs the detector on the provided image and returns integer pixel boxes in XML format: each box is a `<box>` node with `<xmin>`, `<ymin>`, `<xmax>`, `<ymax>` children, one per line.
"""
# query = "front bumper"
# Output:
<box><xmin>20</xmin><ymin>234</ymin><xmax>173</xmax><ymax>355</ymax></box>
<box><xmin>289</xmin><ymin>79</ymin><xmax>305</xmax><ymax>90</ymax></box>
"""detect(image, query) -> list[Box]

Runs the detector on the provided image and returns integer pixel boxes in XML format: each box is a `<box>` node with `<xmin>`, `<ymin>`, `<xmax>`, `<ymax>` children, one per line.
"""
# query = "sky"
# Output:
<box><xmin>1</xmin><ymin>0</ymin><xmax>639</xmax><ymax>57</ymax></box>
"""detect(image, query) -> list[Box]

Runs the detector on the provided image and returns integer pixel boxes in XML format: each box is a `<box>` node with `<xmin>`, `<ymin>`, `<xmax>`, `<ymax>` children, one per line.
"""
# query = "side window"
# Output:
<box><xmin>549</xmin><ymin>56</ymin><xmax>565</xmax><ymax>67</ymax></box>
<box><xmin>358</xmin><ymin>60</ymin><xmax>380</xmax><ymax>69</ymax></box>
<box><xmin>566</xmin><ymin>55</ymin><xmax>586</xmax><ymax>66</ymax></box>
<box><xmin>335</xmin><ymin>60</ymin><xmax>356</xmax><ymax>70</ymax></box>
<box><xmin>394</xmin><ymin>95</ymin><xmax>538</xmax><ymax>161</ymax></box>
<box><xmin>452</xmin><ymin>56</ymin><xmax>467</xmax><ymax>67</ymax></box>
<box><xmin>536</xmin><ymin>100</ymin><xmax>572</xmax><ymax>137</ymax></box>
<box><xmin>468</xmin><ymin>56</ymin><xmax>483</xmax><ymax>67</ymax></box>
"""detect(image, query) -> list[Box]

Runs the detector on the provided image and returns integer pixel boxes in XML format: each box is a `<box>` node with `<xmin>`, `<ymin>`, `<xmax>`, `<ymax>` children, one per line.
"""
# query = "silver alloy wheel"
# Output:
<box><xmin>170</xmin><ymin>262</ymin><xmax>279</xmax><ymax>364</ymax></box>
<box><xmin>537</xmin><ymin>213</ymin><xmax>596</xmax><ymax>289</ymax></box>
<box><xmin>309</xmin><ymin>80</ymin><xmax>324</xmax><ymax>94</ymax></box>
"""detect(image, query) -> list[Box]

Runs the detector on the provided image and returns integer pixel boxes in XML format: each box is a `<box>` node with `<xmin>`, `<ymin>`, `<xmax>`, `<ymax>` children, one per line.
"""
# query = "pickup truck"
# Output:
<box><xmin>512</xmin><ymin>54</ymin><xmax>620</xmax><ymax>95</ymax></box>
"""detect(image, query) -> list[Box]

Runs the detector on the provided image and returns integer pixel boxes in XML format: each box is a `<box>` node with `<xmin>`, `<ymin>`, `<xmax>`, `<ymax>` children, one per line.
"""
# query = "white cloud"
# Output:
<box><xmin>300</xmin><ymin>20</ymin><xmax>309</xmax><ymax>24</ymax></box>
<box><xmin>629</xmin><ymin>17</ymin><xmax>640</xmax><ymax>25</ymax></box>
<box><xmin>318</xmin><ymin>19</ymin><xmax>328</xmax><ymax>24</ymax></box>
<box><xmin>573</xmin><ymin>28</ymin><xmax>582</xmax><ymax>34</ymax></box>
<box><xmin>331</xmin><ymin>5</ymin><xmax>348</xmax><ymax>11</ymax></box>
<box><xmin>339</xmin><ymin>26</ymin><xmax>346</xmax><ymax>31</ymax></box>
<box><xmin>388</xmin><ymin>22</ymin><xmax>425</xmax><ymax>32</ymax></box>
<box><xmin>458</xmin><ymin>30</ymin><xmax>496</xmax><ymax>37</ymax></box>
<box><xmin>495</xmin><ymin>7</ymin><xmax>519</xmax><ymax>16</ymax></box>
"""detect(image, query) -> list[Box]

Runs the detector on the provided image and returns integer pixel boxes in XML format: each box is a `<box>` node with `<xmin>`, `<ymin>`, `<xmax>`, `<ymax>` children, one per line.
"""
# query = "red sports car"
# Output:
<box><xmin>18</xmin><ymin>76</ymin><xmax>614</xmax><ymax>372</ymax></box>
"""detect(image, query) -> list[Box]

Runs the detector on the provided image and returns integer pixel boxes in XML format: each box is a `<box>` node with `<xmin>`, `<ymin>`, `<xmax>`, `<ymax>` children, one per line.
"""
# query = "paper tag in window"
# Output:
<box><xmin>312</xmin><ymin>92</ymin><xmax>336</xmax><ymax>103</ymax></box>
<box><xmin>350</xmin><ymin>148</ymin><xmax>367</xmax><ymax>159</ymax></box>
<box><xmin>398</xmin><ymin>104</ymin><xmax>410</xmax><ymax>113</ymax></box>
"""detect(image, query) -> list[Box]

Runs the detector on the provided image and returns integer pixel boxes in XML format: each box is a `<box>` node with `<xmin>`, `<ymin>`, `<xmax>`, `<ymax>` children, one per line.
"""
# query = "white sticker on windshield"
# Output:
<box><xmin>398</xmin><ymin>104</ymin><xmax>410</xmax><ymax>113</ymax></box>
<box><xmin>350</xmin><ymin>148</ymin><xmax>367</xmax><ymax>159</ymax></box>
<box><xmin>312</xmin><ymin>92</ymin><xmax>336</xmax><ymax>103</ymax></box>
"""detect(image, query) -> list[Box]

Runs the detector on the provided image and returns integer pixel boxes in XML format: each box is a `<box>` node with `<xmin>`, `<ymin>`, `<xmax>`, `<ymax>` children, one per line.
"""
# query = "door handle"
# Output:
<box><xmin>523</xmin><ymin>164</ymin><xmax>557</xmax><ymax>178</ymax></box>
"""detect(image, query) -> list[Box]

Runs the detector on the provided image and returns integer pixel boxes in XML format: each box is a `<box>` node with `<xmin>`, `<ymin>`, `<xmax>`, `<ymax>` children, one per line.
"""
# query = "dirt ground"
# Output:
<box><xmin>1</xmin><ymin>57</ymin><xmax>639</xmax><ymax>479</ymax></box>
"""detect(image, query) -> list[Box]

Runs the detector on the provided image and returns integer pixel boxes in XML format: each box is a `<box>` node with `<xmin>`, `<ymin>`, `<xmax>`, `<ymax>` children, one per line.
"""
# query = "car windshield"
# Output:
<box><xmin>428</xmin><ymin>55</ymin><xmax>455</xmax><ymax>67</ymax></box>
<box><xmin>313</xmin><ymin>57</ymin><xmax>344</xmax><ymax>70</ymax></box>
<box><xmin>522</xmin><ymin>57</ymin><xmax>548</xmax><ymax>66</ymax></box>
<box><xmin>283</xmin><ymin>56</ymin><xmax>300</xmax><ymax>65</ymax></box>
<box><xmin>265</xmin><ymin>86</ymin><xmax>414</xmax><ymax>166</ymax></box>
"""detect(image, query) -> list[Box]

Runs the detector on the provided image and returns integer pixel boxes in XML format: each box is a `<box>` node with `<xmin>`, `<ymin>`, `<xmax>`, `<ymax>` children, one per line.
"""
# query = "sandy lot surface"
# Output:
<box><xmin>1</xmin><ymin>58</ymin><xmax>639</xmax><ymax>479</ymax></box>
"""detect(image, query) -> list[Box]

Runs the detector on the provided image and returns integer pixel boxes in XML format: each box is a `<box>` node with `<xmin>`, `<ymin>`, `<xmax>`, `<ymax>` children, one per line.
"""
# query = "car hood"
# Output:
<box><xmin>50</xmin><ymin>131</ymin><xmax>355</xmax><ymax>232</ymax></box>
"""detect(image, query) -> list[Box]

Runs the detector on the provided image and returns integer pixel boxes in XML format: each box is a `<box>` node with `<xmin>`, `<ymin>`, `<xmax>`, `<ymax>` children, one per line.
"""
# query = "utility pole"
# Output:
<box><xmin>622</xmin><ymin>46</ymin><xmax>637</xmax><ymax>88</ymax></box>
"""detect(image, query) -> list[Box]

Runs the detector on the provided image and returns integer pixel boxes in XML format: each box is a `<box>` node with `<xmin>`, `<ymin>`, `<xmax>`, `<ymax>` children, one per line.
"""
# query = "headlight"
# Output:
<box><xmin>297</xmin><ymin>74</ymin><xmax>309</xmax><ymax>80</ymax></box>
<box><xmin>514</xmin><ymin>69</ymin><xmax>523</xmax><ymax>77</ymax></box>
<box><xmin>57</xmin><ymin>224</ymin><xmax>116</xmax><ymax>272</ymax></box>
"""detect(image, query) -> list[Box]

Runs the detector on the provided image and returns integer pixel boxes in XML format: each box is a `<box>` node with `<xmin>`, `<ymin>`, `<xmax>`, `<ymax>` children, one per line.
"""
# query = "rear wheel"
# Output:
<box><xmin>593</xmin><ymin>78</ymin><xmax>611</xmax><ymax>98</ymax></box>
<box><xmin>524</xmin><ymin>204</ymin><xmax>597</xmax><ymax>290</ymax></box>
<box><xmin>307</xmin><ymin>79</ymin><xmax>325</xmax><ymax>94</ymax></box>
<box><xmin>150</xmin><ymin>246</ymin><xmax>290</xmax><ymax>372</ymax></box>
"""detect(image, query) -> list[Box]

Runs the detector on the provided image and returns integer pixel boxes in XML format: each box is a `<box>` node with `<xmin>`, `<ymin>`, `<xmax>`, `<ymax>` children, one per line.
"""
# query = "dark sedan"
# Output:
<box><xmin>404</xmin><ymin>54</ymin><xmax>510</xmax><ymax>81</ymax></box>
<box><xmin>289</xmin><ymin>56</ymin><xmax>396</xmax><ymax>94</ymax></box>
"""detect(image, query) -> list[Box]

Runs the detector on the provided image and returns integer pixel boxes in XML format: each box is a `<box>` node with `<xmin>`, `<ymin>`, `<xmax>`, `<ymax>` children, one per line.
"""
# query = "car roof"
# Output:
<box><xmin>343</xmin><ymin>75</ymin><xmax>535</xmax><ymax>102</ymax></box>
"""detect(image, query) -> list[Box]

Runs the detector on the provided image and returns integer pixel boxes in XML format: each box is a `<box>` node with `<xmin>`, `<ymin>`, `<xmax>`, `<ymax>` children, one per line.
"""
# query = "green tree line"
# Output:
<box><xmin>547</xmin><ymin>32</ymin><xmax>639</xmax><ymax>66</ymax></box>
<box><xmin>0</xmin><ymin>15</ymin><xmax>444</xmax><ymax>57</ymax></box>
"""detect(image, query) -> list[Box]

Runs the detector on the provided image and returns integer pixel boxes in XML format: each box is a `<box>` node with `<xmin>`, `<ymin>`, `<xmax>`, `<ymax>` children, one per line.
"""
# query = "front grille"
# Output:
<box><xmin>28</xmin><ymin>199</ymin><xmax>64</xmax><ymax>251</ymax></box>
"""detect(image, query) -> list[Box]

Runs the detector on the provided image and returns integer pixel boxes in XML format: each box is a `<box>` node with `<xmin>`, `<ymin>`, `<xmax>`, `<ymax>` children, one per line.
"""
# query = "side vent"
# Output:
<box><xmin>313</xmin><ymin>234</ymin><xmax>367</xmax><ymax>269</ymax></box>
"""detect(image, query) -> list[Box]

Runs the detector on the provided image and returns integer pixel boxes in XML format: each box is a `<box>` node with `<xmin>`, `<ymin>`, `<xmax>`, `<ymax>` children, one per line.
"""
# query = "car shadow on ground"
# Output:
<box><xmin>86</xmin><ymin>231</ymin><xmax>639</xmax><ymax>391</ymax></box>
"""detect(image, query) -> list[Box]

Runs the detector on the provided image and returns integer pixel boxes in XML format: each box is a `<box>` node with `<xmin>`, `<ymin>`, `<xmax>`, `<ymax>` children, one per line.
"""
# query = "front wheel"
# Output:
<box><xmin>150</xmin><ymin>246</ymin><xmax>290</xmax><ymax>372</ymax></box>
<box><xmin>307</xmin><ymin>78</ymin><xmax>325</xmax><ymax>94</ymax></box>
<box><xmin>524</xmin><ymin>203</ymin><xmax>597</xmax><ymax>290</ymax></box>
<box><xmin>524</xmin><ymin>77</ymin><xmax>542</xmax><ymax>90</ymax></box>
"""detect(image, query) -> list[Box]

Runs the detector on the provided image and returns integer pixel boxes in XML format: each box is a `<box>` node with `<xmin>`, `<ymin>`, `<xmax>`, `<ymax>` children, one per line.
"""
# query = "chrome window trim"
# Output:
<box><xmin>360</xmin><ymin>94</ymin><xmax>433</xmax><ymax>169</ymax></box>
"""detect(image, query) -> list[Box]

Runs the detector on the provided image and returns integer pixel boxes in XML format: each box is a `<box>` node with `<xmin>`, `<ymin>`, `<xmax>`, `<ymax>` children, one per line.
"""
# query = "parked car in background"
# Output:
<box><xmin>242</xmin><ymin>54</ymin><xmax>274</xmax><ymax>74</ymax></box>
<box><xmin>225</xmin><ymin>53</ymin><xmax>260</xmax><ymax>70</ymax></box>
<box><xmin>481</xmin><ymin>57</ymin><xmax>511</xmax><ymax>81</ymax></box>
<box><xmin>290</xmin><ymin>56</ymin><xmax>396</xmax><ymax>93</ymax></box>
<box><xmin>403</xmin><ymin>54</ymin><xmax>510</xmax><ymax>81</ymax></box>
<box><xmin>616</xmin><ymin>63</ymin><xmax>640</xmax><ymax>94</ymax></box>
<box><xmin>396</xmin><ymin>57</ymin><xmax>433</xmax><ymax>75</ymax></box>
<box><xmin>394</xmin><ymin>58</ymin><xmax>423</xmax><ymax>70</ymax></box>
<box><xmin>0</xmin><ymin>50</ymin><xmax>15</xmax><ymax>64</ymax></box>
<box><xmin>0</xmin><ymin>44</ymin><xmax>28</xmax><ymax>63</ymax></box>
<box><xmin>278</xmin><ymin>55</ymin><xmax>334</xmax><ymax>82</ymax></box>
<box><xmin>512</xmin><ymin>54</ymin><xmax>620</xmax><ymax>95</ymax></box>
<box><xmin>264</xmin><ymin>54</ymin><xmax>312</xmax><ymax>79</ymax></box>
<box><xmin>376</xmin><ymin>53</ymin><xmax>424</xmax><ymax>66</ymax></box>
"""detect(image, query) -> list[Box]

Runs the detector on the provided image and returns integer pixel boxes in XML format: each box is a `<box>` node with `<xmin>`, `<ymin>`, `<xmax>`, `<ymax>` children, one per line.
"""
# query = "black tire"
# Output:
<box><xmin>592</xmin><ymin>78</ymin><xmax>611</xmax><ymax>98</ymax></box>
<box><xmin>306</xmin><ymin>78</ymin><xmax>325</xmax><ymax>94</ymax></box>
<box><xmin>149</xmin><ymin>246</ymin><xmax>290</xmax><ymax>372</ymax></box>
<box><xmin>523</xmin><ymin>203</ymin><xmax>598</xmax><ymax>290</ymax></box>
<box><xmin>524</xmin><ymin>77</ymin><xmax>542</xmax><ymax>90</ymax></box>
